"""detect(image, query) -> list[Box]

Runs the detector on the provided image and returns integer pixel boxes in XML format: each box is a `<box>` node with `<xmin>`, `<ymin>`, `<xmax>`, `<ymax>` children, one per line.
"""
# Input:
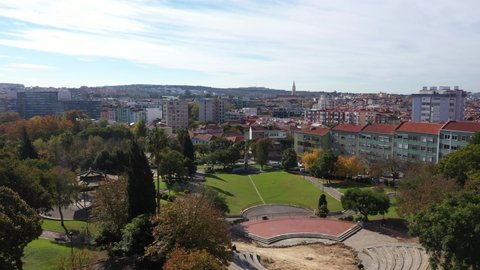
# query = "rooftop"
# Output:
<box><xmin>442</xmin><ymin>121</ymin><xmax>480</xmax><ymax>133</ymax></box>
<box><xmin>396</xmin><ymin>122</ymin><xmax>444</xmax><ymax>135</ymax></box>
<box><xmin>332</xmin><ymin>124</ymin><xmax>365</xmax><ymax>133</ymax></box>
<box><xmin>362</xmin><ymin>123</ymin><xmax>399</xmax><ymax>135</ymax></box>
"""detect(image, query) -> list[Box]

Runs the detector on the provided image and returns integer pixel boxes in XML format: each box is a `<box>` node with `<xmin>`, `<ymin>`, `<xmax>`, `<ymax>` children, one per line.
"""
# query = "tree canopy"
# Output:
<box><xmin>281</xmin><ymin>148</ymin><xmax>298</xmax><ymax>171</ymax></box>
<box><xmin>310</xmin><ymin>149</ymin><xmax>337</xmax><ymax>179</ymax></box>
<box><xmin>146</xmin><ymin>195</ymin><xmax>231</xmax><ymax>265</ymax></box>
<box><xmin>341</xmin><ymin>188</ymin><xmax>390</xmax><ymax>221</ymax></box>
<box><xmin>437</xmin><ymin>144</ymin><xmax>480</xmax><ymax>185</ymax></box>
<box><xmin>410</xmin><ymin>191</ymin><xmax>480</xmax><ymax>270</ymax></box>
<box><xmin>0</xmin><ymin>186</ymin><xmax>42</xmax><ymax>270</ymax></box>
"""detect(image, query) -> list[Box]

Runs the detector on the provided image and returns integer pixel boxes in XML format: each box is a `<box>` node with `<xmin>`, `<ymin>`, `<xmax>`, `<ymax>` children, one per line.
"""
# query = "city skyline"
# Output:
<box><xmin>0</xmin><ymin>1</ymin><xmax>479</xmax><ymax>93</ymax></box>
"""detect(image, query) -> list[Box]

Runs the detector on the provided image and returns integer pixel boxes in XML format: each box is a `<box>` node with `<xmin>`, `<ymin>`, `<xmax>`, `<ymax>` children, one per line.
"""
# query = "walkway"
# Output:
<box><xmin>304</xmin><ymin>175</ymin><xmax>344</xmax><ymax>201</ymax></box>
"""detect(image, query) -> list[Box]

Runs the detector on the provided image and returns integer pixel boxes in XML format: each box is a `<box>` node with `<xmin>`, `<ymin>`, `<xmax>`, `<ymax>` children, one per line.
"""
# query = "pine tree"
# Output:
<box><xmin>127</xmin><ymin>140</ymin><xmax>156</xmax><ymax>220</ymax></box>
<box><xmin>177</xmin><ymin>129</ymin><xmax>196</xmax><ymax>175</ymax></box>
<box><xmin>19</xmin><ymin>127</ymin><xmax>38</xmax><ymax>160</ymax></box>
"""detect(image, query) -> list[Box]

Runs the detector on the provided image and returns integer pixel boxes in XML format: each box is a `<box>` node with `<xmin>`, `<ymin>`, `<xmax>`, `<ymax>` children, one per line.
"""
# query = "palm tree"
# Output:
<box><xmin>146</xmin><ymin>128</ymin><xmax>168</xmax><ymax>212</ymax></box>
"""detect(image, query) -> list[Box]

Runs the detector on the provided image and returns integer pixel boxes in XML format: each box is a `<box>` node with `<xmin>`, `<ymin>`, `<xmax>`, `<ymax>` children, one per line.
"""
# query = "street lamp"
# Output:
<box><xmin>69</xmin><ymin>231</ymin><xmax>74</xmax><ymax>266</ymax></box>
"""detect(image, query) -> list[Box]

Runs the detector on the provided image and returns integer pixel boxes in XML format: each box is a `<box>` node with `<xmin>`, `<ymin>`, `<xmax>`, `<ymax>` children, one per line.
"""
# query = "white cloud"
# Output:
<box><xmin>0</xmin><ymin>0</ymin><xmax>479</xmax><ymax>91</ymax></box>
<box><xmin>8</xmin><ymin>63</ymin><xmax>56</xmax><ymax>71</ymax></box>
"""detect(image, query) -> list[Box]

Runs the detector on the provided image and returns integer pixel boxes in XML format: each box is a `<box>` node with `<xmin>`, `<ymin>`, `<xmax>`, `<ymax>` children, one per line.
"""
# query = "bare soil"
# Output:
<box><xmin>233</xmin><ymin>241</ymin><xmax>358</xmax><ymax>270</ymax></box>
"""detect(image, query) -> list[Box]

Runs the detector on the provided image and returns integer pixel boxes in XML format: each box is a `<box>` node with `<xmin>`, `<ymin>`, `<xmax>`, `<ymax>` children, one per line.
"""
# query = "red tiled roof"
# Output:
<box><xmin>225</xmin><ymin>135</ymin><xmax>245</xmax><ymax>143</ymax></box>
<box><xmin>332</xmin><ymin>124</ymin><xmax>365</xmax><ymax>133</ymax></box>
<box><xmin>362</xmin><ymin>123</ymin><xmax>399</xmax><ymax>135</ymax></box>
<box><xmin>298</xmin><ymin>126</ymin><xmax>329</xmax><ymax>136</ymax></box>
<box><xmin>193</xmin><ymin>134</ymin><xmax>217</xmax><ymax>141</ymax></box>
<box><xmin>396</xmin><ymin>122</ymin><xmax>443</xmax><ymax>135</ymax></box>
<box><xmin>442</xmin><ymin>121</ymin><xmax>480</xmax><ymax>133</ymax></box>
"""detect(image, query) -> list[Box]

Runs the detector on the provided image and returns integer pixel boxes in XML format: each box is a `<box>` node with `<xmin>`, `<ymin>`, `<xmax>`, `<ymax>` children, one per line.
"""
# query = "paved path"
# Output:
<box><xmin>304</xmin><ymin>175</ymin><xmax>344</xmax><ymax>201</ymax></box>
<box><xmin>248</xmin><ymin>175</ymin><xmax>266</xmax><ymax>204</ymax></box>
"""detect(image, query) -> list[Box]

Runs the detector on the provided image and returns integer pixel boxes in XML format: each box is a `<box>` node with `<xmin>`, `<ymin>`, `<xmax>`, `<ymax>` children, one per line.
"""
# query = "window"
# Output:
<box><xmin>444</xmin><ymin>134</ymin><xmax>450</xmax><ymax>139</ymax></box>
<box><xmin>452</xmin><ymin>135</ymin><xmax>458</xmax><ymax>140</ymax></box>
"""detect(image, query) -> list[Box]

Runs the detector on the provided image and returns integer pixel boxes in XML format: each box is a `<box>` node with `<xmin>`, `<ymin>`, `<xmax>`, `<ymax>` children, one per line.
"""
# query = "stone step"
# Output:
<box><xmin>360</xmin><ymin>244</ymin><xmax>431</xmax><ymax>270</ymax></box>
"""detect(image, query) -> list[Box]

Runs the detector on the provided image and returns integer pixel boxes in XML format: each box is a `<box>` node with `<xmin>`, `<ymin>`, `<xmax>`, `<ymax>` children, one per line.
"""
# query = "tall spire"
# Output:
<box><xmin>292</xmin><ymin>81</ymin><xmax>296</xmax><ymax>96</ymax></box>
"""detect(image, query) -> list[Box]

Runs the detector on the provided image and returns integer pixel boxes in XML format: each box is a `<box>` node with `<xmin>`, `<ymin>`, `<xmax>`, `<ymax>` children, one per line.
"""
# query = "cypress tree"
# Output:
<box><xmin>19</xmin><ymin>127</ymin><xmax>38</xmax><ymax>160</ymax></box>
<box><xmin>127</xmin><ymin>140</ymin><xmax>156</xmax><ymax>220</ymax></box>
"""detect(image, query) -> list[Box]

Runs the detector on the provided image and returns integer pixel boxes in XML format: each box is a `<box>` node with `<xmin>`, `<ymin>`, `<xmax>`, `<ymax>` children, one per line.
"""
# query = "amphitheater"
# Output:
<box><xmin>229</xmin><ymin>205</ymin><xmax>430</xmax><ymax>270</ymax></box>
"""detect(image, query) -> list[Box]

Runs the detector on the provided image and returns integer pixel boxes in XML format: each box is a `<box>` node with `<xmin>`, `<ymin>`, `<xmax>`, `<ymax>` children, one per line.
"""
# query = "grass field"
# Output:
<box><xmin>22</xmin><ymin>239</ymin><xmax>105</xmax><ymax>270</ymax></box>
<box><xmin>42</xmin><ymin>219</ymin><xmax>97</xmax><ymax>234</ymax></box>
<box><xmin>206</xmin><ymin>171</ymin><xmax>343</xmax><ymax>214</ymax></box>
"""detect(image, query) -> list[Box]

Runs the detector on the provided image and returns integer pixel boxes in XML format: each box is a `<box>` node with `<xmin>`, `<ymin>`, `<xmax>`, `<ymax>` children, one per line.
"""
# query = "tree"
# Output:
<box><xmin>341</xmin><ymin>188</ymin><xmax>390</xmax><ymax>221</ymax></box>
<box><xmin>281</xmin><ymin>148</ymin><xmax>298</xmax><ymax>171</ymax></box>
<box><xmin>310</xmin><ymin>150</ymin><xmax>337</xmax><ymax>180</ymax></box>
<box><xmin>437</xmin><ymin>144</ymin><xmax>480</xmax><ymax>185</ymax></box>
<box><xmin>50</xmin><ymin>167</ymin><xmax>78</xmax><ymax>235</ymax></box>
<box><xmin>301</xmin><ymin>149</ymin><xmax>322</xmax><ymax>172</ymax></box>
<box><xmin>335</xmin><ymin>155</ymin><xmax>365</xmax><ymax>179</ymax></box>
<box><xmin>410</xmin><ymin>192</ymin><xmax>480</xmax><ymax>270</ymax></box>
<box><xmin>254</xmin><ymin>138</ymin><xmax>272</xmax><ymax>169</ymax></box>
<box><xmin>146</xmin><ymin>128</ymin><xmax>168</xmax><ymax>211</ymax></box>
<box><xmin>159</xmin><ymin>150</ymin><xmax>188</xmax><ymax>183</ymax></box>
<box><xmin>397</xmin><ymin>165</ymin><xmax>459</xmax><ymax>218</ymax></box>
<box><xmin>164</xmin><ymin>247</ymin><xmax>225</xmax><ymax>270</ymax></box>
<box><xmin>203</xmin><ymin>187</ymin><xmax>230</xmax><ymax>215</ymax></box>
<box><xmin>112</xmin><ymin>215</ymin><xmax>153</xmax><ymax>256</ymax></box>
<box><xmin>91</xmin><ymin>176</ymin><xmax>129</xmax><ymax>245</ymax></box>
<box><xmin>145</xmin><ymin>195</ymin><xmax>231</xmax><ymax>265</ymax></box>
<box><xmin>127</xmin><ymin>140</ymin><xmax>156</xmax><ymax>220</ymax></box>
<box><xmin>19</xmin><ymin>127</ymin><xmax>38</xmax><ymax>160</ymax></box>
<box><xmin>0</xmin><ymin>186</ymin><xmax>42</xmax><ymax>270</ymax></box>
<box><xmin>469</xmin><ymin>132</ymin><xmax>480</xmax><ymax>145</ymax></box>
<box><xmin>133</xmin><ymin>120</ymin><xmax>147</xmax><ymax>139</ymax></box>
<box><xmin>317</xmin><ymin>194</ymin><xmax>329</xmax><ymax>218</ymax></box>
<box><xmin>0</xmin><ymin>157</ymin><xmax>54</xmax><ymax>210</ymax></box>
<box><xmin>177</xmin><ymin>129</ymin><xmax>196</xmax><ymax>176</ymax></box>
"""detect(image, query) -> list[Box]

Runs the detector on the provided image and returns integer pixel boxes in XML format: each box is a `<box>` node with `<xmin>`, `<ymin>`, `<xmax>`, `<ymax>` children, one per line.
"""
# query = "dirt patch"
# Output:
<box><xmin>233</xmin><ymin>241</ymin><xmax>358</xmax><ymax>270</ymax></box>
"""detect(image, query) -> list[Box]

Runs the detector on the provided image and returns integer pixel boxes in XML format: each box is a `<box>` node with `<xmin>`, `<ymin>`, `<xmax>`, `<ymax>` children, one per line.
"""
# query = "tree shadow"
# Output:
<box><xmin>204</xmin><ymin>174</ymin><xmax>225</xmax><ymax>181</ymax></box>
<box><xmin>362</xmin><ymin>218</ymin><xmax>411</xmax><ymax>239</ymax></box>
<box><xmin>207</xmin><ymin>185</ymin><xmax>235</xmax><ymax>197</ymax></box>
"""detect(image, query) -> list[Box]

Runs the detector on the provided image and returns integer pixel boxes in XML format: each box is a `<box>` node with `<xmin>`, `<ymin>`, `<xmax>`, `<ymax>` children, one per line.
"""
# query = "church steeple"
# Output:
<box><xmin>292</xmin><ymin>81</ymin><xmax>296</xmax><ymax>96</ymax></box>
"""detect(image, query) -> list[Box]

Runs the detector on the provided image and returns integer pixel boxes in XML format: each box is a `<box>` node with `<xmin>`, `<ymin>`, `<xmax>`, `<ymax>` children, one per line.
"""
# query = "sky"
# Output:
<box><xmin>0</xmin><ymin>0</ymin><xmax>479</xmax><ymax>93</ymax></box>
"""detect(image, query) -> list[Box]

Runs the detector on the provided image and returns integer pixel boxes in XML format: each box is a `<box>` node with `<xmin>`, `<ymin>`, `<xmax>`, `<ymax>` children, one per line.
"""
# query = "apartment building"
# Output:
<box><xmin>411</xmin><ymin>86</ymin><xmax>466</xmax><ymax>122</ymax></box>
<box><xmin>438</xmin><ymin>121</ymin><xmax>480</xmax><ymax>159</ymax></box>
<box><xmin>393</xmin><ymin>122</ymin><xmax>443</xmax><ymax>163</ymax></box>
<box><xmin>162</xmin><ymin>99</ymin><xmax>189</xmax><ymax>132</ymax></box>
<box><xmin>330</xmin><ymin>124</ymin><xmax>364</xmax><ymax>156</ymax></box>
<box><xmin>358</xmin><ymin>124</ymin><xmax>398</xmax><ymax>161</ymax></box>
<box><xmin>293</xmin><ymin>126</ymin><xmax>330</xmax><ymax>155</ymax></box>
<box><xmin>198</xmin><ymin>98</ymin><xmax>227</xmax><ymax>123</ymax></box>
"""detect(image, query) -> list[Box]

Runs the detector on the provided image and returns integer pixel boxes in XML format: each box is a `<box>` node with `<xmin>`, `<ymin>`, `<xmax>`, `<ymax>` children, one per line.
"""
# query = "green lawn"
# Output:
<box><xmin>251</xmin><ymin>171</ymin><xmax>342</xmax><ymax>212</ymax></box>
<box><xmin>23</xmin><ymin>239</ymin><xmax>104</xmax><ymax>270</ymax></box>
<box><xmin>206</xmin><ymin>173</ymin><xmax>263</xmax><ymax>214</ymax></box>
<box><xmin>205</xmin><ymin>171</ymin><xmax>342</xmax><ymax>214</ymax></box>
<box><xmin>42</xmin><ymin>219</ymin><xmax>97</xmax><ymax>234</ymax></box>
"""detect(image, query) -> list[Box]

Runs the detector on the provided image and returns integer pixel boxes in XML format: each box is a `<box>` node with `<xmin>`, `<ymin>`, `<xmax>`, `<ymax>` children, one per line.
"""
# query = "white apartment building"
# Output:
<box><xmin>411</xmin><ymin>86</ymin><xmax>466</xmax><ymax>123</ymax></box>
<box><xmin>198</xmin><ymin>98</ymin><xmax>227</xmax><ymax>123</ymax></box>
<box><xmin>162</xmin><ymin>99</ymin><xmax>189</xmax><ymax>131</ymax></box>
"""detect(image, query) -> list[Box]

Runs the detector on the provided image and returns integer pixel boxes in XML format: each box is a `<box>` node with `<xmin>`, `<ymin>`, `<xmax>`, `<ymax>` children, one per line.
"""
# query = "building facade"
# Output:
<box><xmin>17</xmin><ymin>91</ymin><xmax>59</xmax><ymax>118</ymax></box>
<box><xmin>358</xmin><ymin>124</ymin><xmax>398</xmax><ymax>161</ymax></box>
<box><xmin>293</xmin><ymin>127</ymin><xmax>330</xmax><ymax>155</ymax></box>
<box><xmin>162</xmin><ymin>99</ymin><xmax>189</xmax><ymax>131</ymax></box>
<box><xmin>198</xmin><ymin>98</ymin><xmax>227</xmax><ymax>123</ymax></box>
<box><xmin>393</xmin><ymin>122</ymin><xmax>443</xmax><ymax>163</ymax></box>
<box><xmin>438</xmin><ymin>121</ymin><xmax>480</xmax><ymax>160</ymax></box>
<box><xmin>411</xmin><ymin>86</ymin><xmax>466</xmax><ymax>122</ymax></box>
<box><xmin>330</xmin><ymin>124</ymin><xmax>364</xmax><ymax>156</ymax></box>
